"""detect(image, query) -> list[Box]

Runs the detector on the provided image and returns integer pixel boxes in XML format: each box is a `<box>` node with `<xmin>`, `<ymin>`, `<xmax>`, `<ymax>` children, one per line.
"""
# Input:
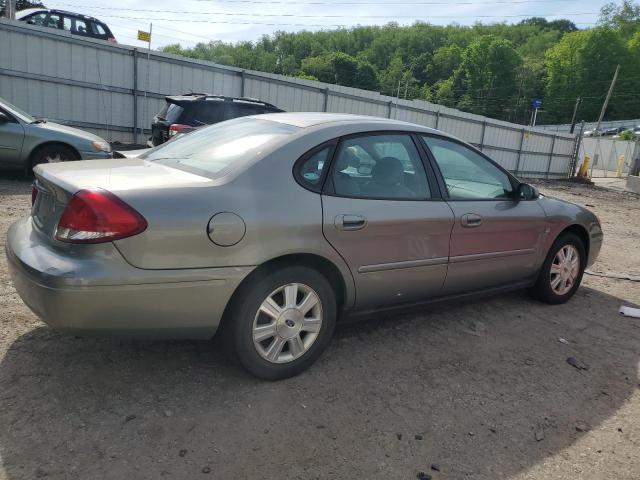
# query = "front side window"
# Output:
<box><xmin>422</xmin><ymin>136</ymin><xmax>513</xmax><ymax>200</ymax></box>
<box><xmin>140</xmin><ymin>117</ymin><xmax>300</xmax><ymax>177</ymax></box>
<box><xmin>331</xmin><ymin>134</ymin><xmax>430</xmax><ymax>200</ymax></box>
<box><xmin>26</xmin><ymin>12</ymin><xmax>48</xmax><ymax>26</ymax></box>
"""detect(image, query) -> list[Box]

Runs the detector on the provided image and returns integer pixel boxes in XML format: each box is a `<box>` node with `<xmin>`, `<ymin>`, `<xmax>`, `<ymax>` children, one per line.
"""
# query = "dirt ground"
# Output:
<box><xmin>0</xmin><ymin>175</ymin><xmax>639</xmax><ymax>480</ymax></box>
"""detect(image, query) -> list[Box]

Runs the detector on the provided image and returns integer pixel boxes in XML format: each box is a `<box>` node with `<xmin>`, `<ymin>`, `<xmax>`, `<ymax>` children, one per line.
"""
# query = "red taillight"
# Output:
<box><xmin>169</xmin><ymin>124</ymin><xmax>191</xmax><ymax>137</ymax></box>
<box><xmin>55</xmin><ymin>189</ymin><xmax>147</xmax><ymax>244</ymax></box>
<box><xmin>107</xmin><ymin>37</ymin><xmax>117</xmax><ymax>44</ymax></box>
<box><xmin>31</xmin><ymin>186</ymin><xmax>38</xmax><ymax>206</ymax></box>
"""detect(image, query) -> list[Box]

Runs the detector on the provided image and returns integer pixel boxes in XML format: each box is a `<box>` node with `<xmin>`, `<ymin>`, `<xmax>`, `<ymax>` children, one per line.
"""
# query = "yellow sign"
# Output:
<box><xmin>138</xmin><ymin>30</ymin><xmax>151</xmax><ymax>42</ymax></box>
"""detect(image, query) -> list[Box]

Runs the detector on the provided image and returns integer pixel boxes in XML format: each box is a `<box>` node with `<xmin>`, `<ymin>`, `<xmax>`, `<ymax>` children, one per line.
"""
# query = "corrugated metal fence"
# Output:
<box><xmin>0</xmin><ymin>19</ymin><xmax>577</xmax><ymax>178</ymax></box>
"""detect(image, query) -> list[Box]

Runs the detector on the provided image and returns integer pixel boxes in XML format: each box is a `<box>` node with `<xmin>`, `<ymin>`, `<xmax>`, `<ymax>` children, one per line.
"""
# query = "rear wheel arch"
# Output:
<box><xmin>219</xmin><ymin>253</ymin><xmax>349</xmax><ymax>334</ymax></box>
<box><xmin>29</xmin><ymin>142</ymin><xmax>80</xmax><ymax>169</ymax></box>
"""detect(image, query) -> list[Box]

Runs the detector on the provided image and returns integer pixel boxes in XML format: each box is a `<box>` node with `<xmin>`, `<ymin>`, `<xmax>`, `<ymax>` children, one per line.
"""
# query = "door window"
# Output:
<box><xmin>73</xmin><ymin>18</ymin><xmax>89</xmax><ymax>35</ymax></box>
<box><xmin>331</xmin><ymin>134</ymin><xmax>430</xmax><ymax>200</ymax></box>
<box><xmin>422</xmin><ymin>136</ymin><xmax>513</xmax><ymax>200</ymax></box>
<box><xmin>25</xmin><ymin>12</ymin><xmax>48</xmax><ymax>26</ymax></box>
<box><xmin>191</xmin><ymin>102</ymin><xmax>224</xmax><ymax>125</ymax></box>
<box><xmin>44</xmin><ymin>13</ymin><xmax>61</xmax><ymax>29</ymax></box>
<box><xmin>62</xmin><ymin>16</ymin><xmax>72</xmax><ymax>31</ymax></box>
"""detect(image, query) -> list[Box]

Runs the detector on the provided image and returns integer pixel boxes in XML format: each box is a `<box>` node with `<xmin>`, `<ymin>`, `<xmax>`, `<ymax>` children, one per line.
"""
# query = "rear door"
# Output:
<box><xmin>321</xmin><ymin>132</ymin><xmax>454</xmax><ymax>309</ymax></box>
<box><xmin>421</xmin><ymin>134</ymin><xmax>548</xmax><ymax>295</ymax></box>
<box><xmin>0</xmin><ymin>109</ymin><xmax>25</xmax><ymax>167</ymax></box>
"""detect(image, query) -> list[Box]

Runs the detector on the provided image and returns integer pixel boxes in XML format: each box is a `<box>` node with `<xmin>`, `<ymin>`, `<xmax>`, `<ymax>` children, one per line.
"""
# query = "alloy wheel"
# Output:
<box><xmin>550</xmin><ymin>244</ymin><xmax>580</xmax><ymax>295</ymax></box>
<box><xmin>252</xmin><ymin>283</ymin><xmax>323</xmax><ymax>364</ymax></box>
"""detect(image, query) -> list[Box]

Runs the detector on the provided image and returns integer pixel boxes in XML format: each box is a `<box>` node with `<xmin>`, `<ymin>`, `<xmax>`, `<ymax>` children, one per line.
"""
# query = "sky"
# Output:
<box><xmin>39</xmin><ymin>0</ymin><xmax>613</xmax><ymax>49</ymax></box>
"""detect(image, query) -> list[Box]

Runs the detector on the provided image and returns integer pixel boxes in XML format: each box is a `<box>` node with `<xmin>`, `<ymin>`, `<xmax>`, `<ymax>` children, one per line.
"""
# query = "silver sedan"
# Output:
<box><xmin>0</xmin><ymin>96</ymin><xmax>112</xmax><ymax>171</ymax></box>
<box><xmin>6</xmin><ymin>113</ymin><xmax>603</xmax><ymax>379</ymax></box>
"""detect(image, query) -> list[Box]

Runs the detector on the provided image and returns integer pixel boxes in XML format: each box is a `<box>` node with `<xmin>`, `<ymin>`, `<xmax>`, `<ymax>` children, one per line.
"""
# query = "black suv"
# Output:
<box><xmin>17</xmin><ymin>9</ymin><xmax>117</xmax><ymax>43</ymax></box>
<box><xmin>151</xmin><ymin>94</ymin><xmax>283</xmax><ymax>146</ymax></box>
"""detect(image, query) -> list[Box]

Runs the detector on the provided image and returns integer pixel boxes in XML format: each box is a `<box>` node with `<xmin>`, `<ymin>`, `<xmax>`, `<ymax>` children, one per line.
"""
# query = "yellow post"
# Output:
<box><xmin>578</xmin><ymin>154</ymin><xmax>591</xmax><ymax>178</ymax></box>
<box><xmin>616</xmin><ymin>155</ymin><xmax>625</xmax><ymax>177</ymax></box>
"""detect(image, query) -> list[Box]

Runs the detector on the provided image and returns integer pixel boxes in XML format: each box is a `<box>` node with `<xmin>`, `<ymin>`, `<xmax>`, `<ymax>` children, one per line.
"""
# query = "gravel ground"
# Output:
<box><xmin>0</xmin><ymin>175</ymin><xmax>639</xmax><ymax>480</ymax></box>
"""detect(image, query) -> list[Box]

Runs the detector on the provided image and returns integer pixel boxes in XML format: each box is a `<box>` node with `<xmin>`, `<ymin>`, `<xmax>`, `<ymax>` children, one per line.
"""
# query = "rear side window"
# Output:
<box><xmin>45</xmin><ymin>13</ymin><xmax>61</xmax><ymax>29</ymax></box>
<box><xmin>73</xmin><ymin>17</ymin><xmax>89</xmax><ymax>36</ymax></box>
<box><xmin>295</xmin><ymin>145</ymin><xmax>333</xmax><ymax>192</ymax></box>
<box><xmin>191</xmin><ymin>101</ymin><xmax>224</xmax><ymax>125</ymax></box>
<box><xmin>224</xmin><ymin>103</ymin><xmax>265</xmax><ymax>120</ymax></box>
<box><xmin>140</xmin><ymin>117</ymin><xmax>300</xmax><ymax>177</ymax></box>
<box><xmin>92</xmin><ymin>22</ymin><xmax>107</xmax><ymax>37</ymax></box>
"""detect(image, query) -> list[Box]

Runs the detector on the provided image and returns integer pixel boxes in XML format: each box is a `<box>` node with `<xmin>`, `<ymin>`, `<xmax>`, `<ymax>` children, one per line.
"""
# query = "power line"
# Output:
<box><xmin>49</xmin><ymin>4</ymin><xmax>599</xmax><ymax>20</ymax></box>
<box><xmin>50</xmin><ymin>3</ymin><xmax>598</xmax><ymax>22</ymax></box>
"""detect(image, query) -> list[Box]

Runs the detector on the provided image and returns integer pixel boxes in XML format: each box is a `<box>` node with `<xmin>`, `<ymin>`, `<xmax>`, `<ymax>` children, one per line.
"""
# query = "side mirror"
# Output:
<box><xmin>516</xmin><ymin>183</ymin><xmax>539</xmax><ymax>201</ymax></box>
<box><xmin>0</xmin><ymin>112</ymin><xmax>9</xmax><ymax>123</ymax></box>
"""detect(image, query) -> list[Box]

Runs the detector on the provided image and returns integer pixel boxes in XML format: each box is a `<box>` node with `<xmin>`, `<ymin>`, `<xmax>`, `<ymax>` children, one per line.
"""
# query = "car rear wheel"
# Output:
<box><xmin>227</xmin><ymin>266</ymin><xmax>336</xmax><ymax>380</ymax></box>
<box><xmin>530</xmin><ymin>232</ymin><xmax>586</xmax><ymax>304</ymax></box>
<box><xmin>31</xmin><ymin>145</ymin><xmax>78</xmax><ymax>169</ymax></box>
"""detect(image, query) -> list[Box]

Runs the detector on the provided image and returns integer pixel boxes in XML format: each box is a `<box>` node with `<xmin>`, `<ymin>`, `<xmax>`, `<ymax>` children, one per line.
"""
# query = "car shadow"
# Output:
<box><xmin>0</xmin><ymin>287</ymin><xmax>637</xmax><ymax>479</ymax></box>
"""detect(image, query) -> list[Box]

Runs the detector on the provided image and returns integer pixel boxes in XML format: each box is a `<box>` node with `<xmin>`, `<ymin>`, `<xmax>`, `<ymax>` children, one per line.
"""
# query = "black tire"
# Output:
<box><xmin>225</xmin><ymin>266</ymin><xmax>337</xmax><ymax>380</ymax></box>
<box><xmin>31</xmin><ymin>144</ymin><xmax>78</xmax><ymax>170</ymax></box>
<box><xmin>530</xmin><ymin>232</ymin><xmax>586</xmax><ymax>304</ymax></box>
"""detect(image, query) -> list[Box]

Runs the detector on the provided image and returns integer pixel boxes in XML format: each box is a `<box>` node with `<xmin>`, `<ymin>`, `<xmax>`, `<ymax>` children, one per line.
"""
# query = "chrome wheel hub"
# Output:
<box><xmin>253</xmin><ymin>283</ymin><xmax>323</xmax><ymax>364</ymax></box>
<box><xmin>550</xmin><ymin>244</ymin><xmax>580</xmax><ymax>296</ymax></box>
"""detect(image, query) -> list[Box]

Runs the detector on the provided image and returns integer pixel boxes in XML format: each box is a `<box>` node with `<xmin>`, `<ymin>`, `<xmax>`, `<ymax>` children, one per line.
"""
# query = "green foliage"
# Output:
<box><xmin>159</xmin><ymin>1</ymin><xmax>640</xmax><ymax>124</ymax></box>
<box><xmin>0</xmin><ymin>0</ymin><xmax>45</xmax><ymax>16</ymax></box>
<box><xmin>618</xmin><ymin>129</ymin><xmax>637</xmax><ymax>140</ymax></box>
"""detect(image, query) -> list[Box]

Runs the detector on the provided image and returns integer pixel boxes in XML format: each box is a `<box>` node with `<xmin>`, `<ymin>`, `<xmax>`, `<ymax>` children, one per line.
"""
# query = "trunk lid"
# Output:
<box><xmin>32</xmin><ymin>159</ymin><xmax>212</xmax><ymax>240</ymax></box>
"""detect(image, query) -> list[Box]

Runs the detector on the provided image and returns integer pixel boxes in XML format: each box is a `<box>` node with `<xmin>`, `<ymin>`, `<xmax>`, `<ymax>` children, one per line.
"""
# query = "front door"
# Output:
<box><xmin>421</xmin><ymin>135</ymin><xmax>549</xmax><ymax>295</ymax></box>
<box><xmin>321</xmin><ymin>133</ymin><xmax>454</xmax><ymax>309</ymax></box>
<box><xmin>0</xmin><ymin>110</ymin><xmax>25</xmax><ymax>167</ymax></box>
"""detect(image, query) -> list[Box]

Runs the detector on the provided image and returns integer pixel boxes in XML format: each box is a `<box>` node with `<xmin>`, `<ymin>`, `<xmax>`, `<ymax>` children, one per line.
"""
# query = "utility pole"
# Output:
<box><xmin>569</xmin><ymin>97</ymin><xmax>582</xmax><ymax>134</ymax></box>
<box><xmin>5</xmin><ymin>0</ymin><xmax>16</xmax><ymax>19</ymax></box>
<box><xmin>594</xmin><ymin>64</ymin><xmax>620</xmax><ymax>135</ymax></box>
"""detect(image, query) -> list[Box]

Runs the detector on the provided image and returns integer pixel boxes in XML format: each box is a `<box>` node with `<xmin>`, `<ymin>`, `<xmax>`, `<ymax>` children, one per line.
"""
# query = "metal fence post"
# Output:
<box><xmin>133</xmin><ymin>48</ymin><xmax>138</xmax><ymax>145</ymax></box>
<box><xmin>515</xmin><ymin>128</ymin><xmax>525</xmax><ymax>175</ymax></box>
<box><xmin>545</xmin><ymin>136</ymin><xmax>556</xmax><ymax>180</ymax></box>
<box><xmin>435</xmin><ymin>111</ymin><xmax>440</xmax><ymax>129</ymax></box>
<box><xmin>569</xmin><ymin>121</ymin><xmax>585</xmax><ymax>178</ymax></box>
<box><xmin>240</xmin><ymin>70</ymin><xmax>246</xmax><ymax>97</ymax></box>
<box><xmin>387</xmin><ymin>100</ymin><xmax>393</xmax><ymax>118</ymax></box>
<box><xmin>479</xmin><ymin>120</ymin><xmax>487</xmax><ymax>151</ymax></box>
<box><xmin>323</xmin><ymin>88</ymin><xmax>330</xmax><ymax>112</ymax></box>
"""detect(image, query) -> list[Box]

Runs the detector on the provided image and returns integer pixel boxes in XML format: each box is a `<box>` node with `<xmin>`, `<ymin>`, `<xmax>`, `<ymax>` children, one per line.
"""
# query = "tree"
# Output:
<box><xmin>456</xmin><ymin>36</ymin><xmax>522</xmax><ymax>118</ymax></box>
<box><xmin>0</xmin><ymin>0</ymin><xmax>45</xmax><ymax>16</ymax></box>
<box><xmin>599</xmin><ymin>0</ymin><xmax>640</xmax><ymax>40</ymax></box>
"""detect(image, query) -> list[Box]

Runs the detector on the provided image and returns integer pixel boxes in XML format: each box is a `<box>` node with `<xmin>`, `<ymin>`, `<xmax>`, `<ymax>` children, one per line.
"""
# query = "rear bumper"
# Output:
<box><xmin>6</xmin><ymin>217</ymin><xmax>254</xmax><ymax>339</ymax></box>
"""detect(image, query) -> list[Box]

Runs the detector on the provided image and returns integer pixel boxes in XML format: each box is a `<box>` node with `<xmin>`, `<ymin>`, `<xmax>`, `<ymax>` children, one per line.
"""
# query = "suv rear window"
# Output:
<box><xmin>140</xmin><ymin>117</ymin><xmax>300</xmax><ymax>177</ymax></box>
<box><xmin>158</xmin><ymin>102</ymin><xmax>185</xmax><ymax>123</ymax></box>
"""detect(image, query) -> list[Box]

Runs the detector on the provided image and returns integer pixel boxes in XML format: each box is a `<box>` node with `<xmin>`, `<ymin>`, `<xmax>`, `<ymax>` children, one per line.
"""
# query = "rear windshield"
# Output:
<box><xmin>139</xmin><ymin>117</ymin><xmax>300</xmax><ymax>177</ymax></box>
<box><xmin>157</xmin><ymin>102</ymin><xmax>184</xmax><ymax>123</ymax></box>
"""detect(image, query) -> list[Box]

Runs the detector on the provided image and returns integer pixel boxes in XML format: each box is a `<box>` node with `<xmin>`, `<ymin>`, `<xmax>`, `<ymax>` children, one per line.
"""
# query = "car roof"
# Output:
<box><xmin>166</xmin><ymin>93</ymin><xmax>278</xmax><ymax>109</ymax></box>
<box><xmin>257</xmin><ymin>112</ymin><xmax>447</xmax><ymax>135</ymax></box>
<box><xmin>16</xmin><ymin>8</ymin><xmax>104</xmax><ymax>23</ymax></box>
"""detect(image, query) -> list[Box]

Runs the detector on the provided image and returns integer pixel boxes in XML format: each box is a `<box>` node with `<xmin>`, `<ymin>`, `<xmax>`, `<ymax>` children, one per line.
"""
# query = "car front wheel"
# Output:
<box><xmin>31</xmin><ymin>144</ymin><xmax>78</xmax><ymax>169</ymax></box>
<box><xmin>530</xmin><ymin>232</ymin><xmax>586</xmax><ymax>304</ymax></box>
<box><xmin>227</xmin><ymin>266</ymin><xmax>336</xmax><ymax>380</ymax></box>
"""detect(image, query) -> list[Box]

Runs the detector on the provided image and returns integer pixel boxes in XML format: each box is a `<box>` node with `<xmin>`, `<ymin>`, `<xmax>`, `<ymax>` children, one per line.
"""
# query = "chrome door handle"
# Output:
<box><xmin>461</xmin><ymin>213</ymin><xmax>483</xmax><ymax>228</ymax></box>
<box><xmin>335</xmin><ymin>214</ymin><xmax>366</xmax><ymax>231</ymax></box>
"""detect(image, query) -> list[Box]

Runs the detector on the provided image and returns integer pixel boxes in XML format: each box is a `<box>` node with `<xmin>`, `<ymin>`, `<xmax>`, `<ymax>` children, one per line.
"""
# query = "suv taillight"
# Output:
<box><xmin>169</xmin><ymin>124</ymin><xmax>191</xmax><ymax>137</ymax></box>
<box><xmin>31</xmin><ymin>186</ymin><xmax>38</xmax><ymax>206</ymax></box>
<box><xmin>55</xmin><ymin>189</ymin><xmax>147</xmax><ymax>244</ymax></box>
<box><xmin>107</xmin><ymin>37</ymin><xmax>117</xmax><ymax>44</ymax></box>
